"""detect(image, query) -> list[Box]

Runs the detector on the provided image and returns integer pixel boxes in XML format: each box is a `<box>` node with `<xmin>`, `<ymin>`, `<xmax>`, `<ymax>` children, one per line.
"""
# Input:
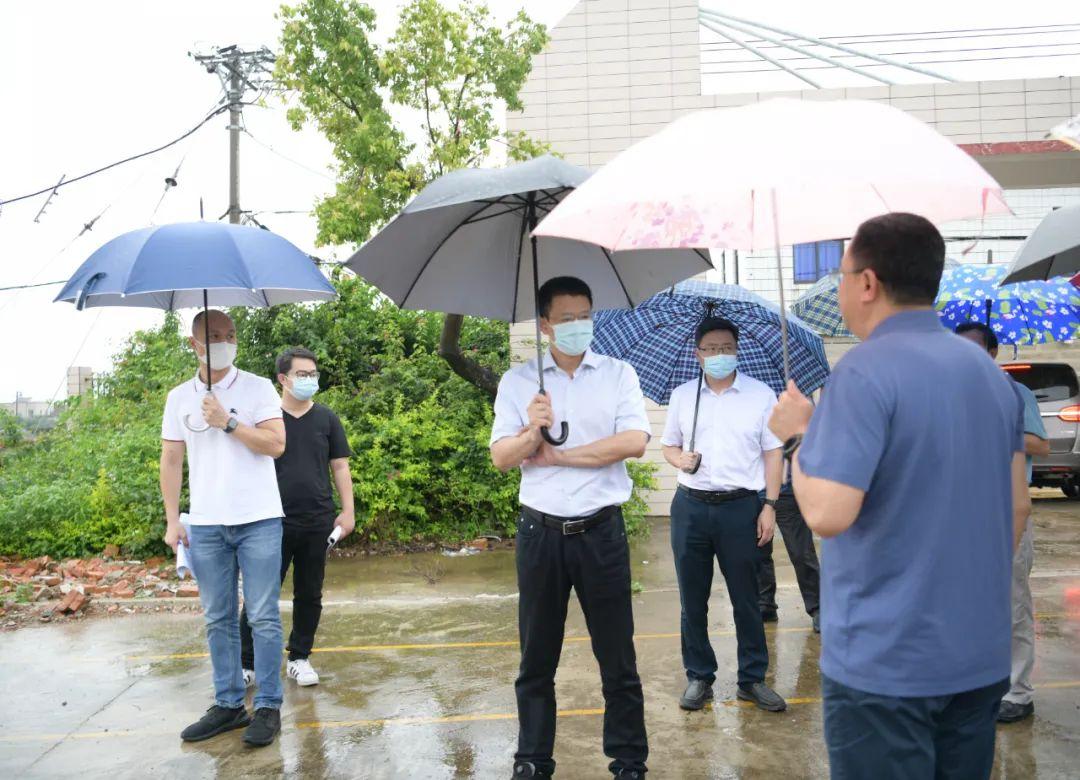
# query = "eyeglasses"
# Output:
<box><xmin>696</xmin><ymin>346</ymin><xmax>737</xmax><ymax>356</ymax></box>
<box><xmin>292</xmin><ymin>371</ymin><xmax>320</xmax><ymax>379</ymax></box>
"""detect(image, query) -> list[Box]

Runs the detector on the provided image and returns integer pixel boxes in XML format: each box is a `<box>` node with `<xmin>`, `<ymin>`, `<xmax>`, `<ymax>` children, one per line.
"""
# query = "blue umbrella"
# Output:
<box><xmin>791</xmin><ymin>258</ymin><xmax>963</xmax><ymax>339</ymax></box>
<box><xmin>593</xmin><ymin>279</ymin><xmax>830</xmax><ymax>406</ymax></box>
<box><xmin>935</xmin><ymin>264</ymin><xmax>1080</xmax><ymax>345</ymax></box>
<box><xmin>55</xmin><ymin>221</ymin><xmax>337</xmax><ymax>397</ymax></box>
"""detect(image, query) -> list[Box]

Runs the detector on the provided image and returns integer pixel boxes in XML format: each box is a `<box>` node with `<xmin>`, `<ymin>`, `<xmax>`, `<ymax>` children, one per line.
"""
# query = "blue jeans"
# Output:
<box><xmin>188</xmin><ymin>517</ymin><xmax>284</xmax><ymax>710</ymax></box>
<box><xmin>822</xmin><ymin>674</ymin><xmax>1009</xmax><ymax>780</ymax></box>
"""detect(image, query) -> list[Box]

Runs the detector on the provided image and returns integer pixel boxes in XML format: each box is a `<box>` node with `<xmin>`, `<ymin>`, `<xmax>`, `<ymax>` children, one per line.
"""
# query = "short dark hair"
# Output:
<box><xmin>956</xmin><ymin>322</ymin><xmax>998</xmax><ymax>353</ymax></box>
<box><xmin>538</xmin><ymin>276</ymin><xmax>592</xmax><ymax>318</ymax></box>
<box><xmin>848</xmin><ymin>213</ymin><xmax>945</xmax><ymax>306</ymax></box>
<box><xmin>276</xmin><ymin>347</ymin><xmax>318</xmax><ymax>376</ymax></box>
<box><xmin>696</xmin><ymin>316</ymin><xmax>739</xmax><ymax>345</ymax></box>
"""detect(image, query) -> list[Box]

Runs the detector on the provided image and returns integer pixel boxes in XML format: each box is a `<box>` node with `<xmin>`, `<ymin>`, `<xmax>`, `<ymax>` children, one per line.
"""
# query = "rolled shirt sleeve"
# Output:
<box><xmin>799</xmin><ymin>364</ymin><xmax>889</xmax><ymax>492</ymax></box>
<box><xmin>489</xmin><ymin>372</ymin><xmax>526</xmax><ymax>445</ymax></box>
<box><xmin>759</xmin><ymin>391</ymin><xmax>783</xmax><ymax>451</ymax></box>
<box><xmin>660</xmin><ymin>387</ymin><xmax>684</xmax><ymax>448</ymax></box>
<box><xmin>161</xmin><ymin>390</ymin><xmax>184</xmax><ymax>441</ymax></box>
<box><xmin>253</xmin><ymin>379</ymin><xmax>283</xmax><ymax>425</ymax></box>
<box><xmin>614</xmin><ymin>364</ymin><xmax>652</xmax><ymax>438</ymax></box>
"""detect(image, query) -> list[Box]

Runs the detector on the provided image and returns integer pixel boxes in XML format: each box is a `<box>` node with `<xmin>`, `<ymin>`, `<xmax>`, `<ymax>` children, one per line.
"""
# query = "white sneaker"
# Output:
<box><xmin>287</xmin><ymin>658</ymin><xmax>319</xmax><ymax>687</ymax></box>
<box><xmin>242</xmin><ymin>668</ymin><xmax>256</xmax><ymax>689</ymax></box>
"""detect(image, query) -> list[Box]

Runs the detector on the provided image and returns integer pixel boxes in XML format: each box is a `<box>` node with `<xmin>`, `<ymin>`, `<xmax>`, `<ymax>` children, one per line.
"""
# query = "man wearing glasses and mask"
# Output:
<box><xmin>239</xmin><ymin>347</ymin><xmax>354</xmax><ymax>689</ymax></box>
<box><xmin>661</xmin><ymin>317</ymin><xmax>787</xmax><ymax>714</ymax></box>
<box><xmin>160</xmin><ymin>309</ymin><xmax>287</xmax><ymax>747</ymax></box>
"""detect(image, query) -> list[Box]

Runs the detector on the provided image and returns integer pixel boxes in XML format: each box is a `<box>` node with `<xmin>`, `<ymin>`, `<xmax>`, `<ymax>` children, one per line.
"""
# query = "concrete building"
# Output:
<box><xmin>0</xmin><ymin>393</ymin><xmax>53</xmax><ymax>421</ymax></box>
<box><xmin>506</xmin><ymin>0</ymin><xmax>1080</xmax><ymax>513</ymax></box>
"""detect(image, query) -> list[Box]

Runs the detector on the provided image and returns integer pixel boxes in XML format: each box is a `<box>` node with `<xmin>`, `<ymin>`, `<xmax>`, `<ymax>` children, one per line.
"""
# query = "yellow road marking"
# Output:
<box><xmin>4</xmin><ymin>683</ymin><xmax>1079</xmax><ymax>744</ymax></box>
<box><xmin>123</xmin><ymin>627</ymin><xmax>815</xmax><ymax>662</ymax></box>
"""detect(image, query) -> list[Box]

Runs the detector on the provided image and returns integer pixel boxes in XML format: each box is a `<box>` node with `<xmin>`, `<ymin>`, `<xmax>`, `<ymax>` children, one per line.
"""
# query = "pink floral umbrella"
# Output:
<box><xmin>534</xmin><ymin>98</ymin><xmax>1009</xmax><ymax>373</ymax></box>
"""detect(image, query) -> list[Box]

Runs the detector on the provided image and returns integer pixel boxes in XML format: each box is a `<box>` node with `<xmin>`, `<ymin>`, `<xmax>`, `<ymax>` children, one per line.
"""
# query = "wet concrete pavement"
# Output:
<box><xmin>3</xmin><ymin>492</ymin><xmax>1079</xmax><ymax>779</ymax></box>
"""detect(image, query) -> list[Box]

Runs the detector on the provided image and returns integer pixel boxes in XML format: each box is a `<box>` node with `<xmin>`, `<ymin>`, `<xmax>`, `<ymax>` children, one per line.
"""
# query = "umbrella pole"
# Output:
<box><xmin>528</xmin><ymin>194</ymin><xmax>569</xmax><ymax>446</ymax></box>
<box><xmin>770</xmin><ymin>188</ymin><xmax>791</xmax><ymax>382</ymax></box>
<box><xmin>686</xmin><ymin>300</ymin><xmax>715</xmax><ymax>475</ymax></box>
<box><xmin>203</xmin><ymin>288</ymin><xmax>212</xmax><ymax>392</ymax></box>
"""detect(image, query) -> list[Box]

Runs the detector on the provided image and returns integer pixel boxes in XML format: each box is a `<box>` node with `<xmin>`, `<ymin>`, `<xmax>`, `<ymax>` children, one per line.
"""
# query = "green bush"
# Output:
<box><xmin>0</xmin><ymin>276</ymin><xmax>657</xmax><ymax>558</ymax></box>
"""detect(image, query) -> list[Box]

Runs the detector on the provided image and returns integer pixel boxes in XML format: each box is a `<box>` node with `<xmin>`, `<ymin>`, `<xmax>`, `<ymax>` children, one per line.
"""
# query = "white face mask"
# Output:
<box><xmin>195</xmin><ymin>340</ymin><xmax>238</xmax><ymax>370</ymax></box>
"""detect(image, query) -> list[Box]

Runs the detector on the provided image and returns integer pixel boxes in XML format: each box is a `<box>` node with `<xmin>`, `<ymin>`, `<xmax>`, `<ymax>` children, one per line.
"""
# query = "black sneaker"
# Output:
<box><xmin>242</xmin><ymin>707</ymin><xmax>281</xmax><ymax>747</ymax></box>
<box><xmin>761</xmin><ymin>610</ymin><xmax>778</xmax><ymax>623</ymax></box>
<box><xmin>812</xmin><ymin>612</ymin><xmax>821</xmax><ymax>634</ymax></box>
<box><xmin>679</xmin><ymin>679</ymin><xmax>714</xmax><ymax>711</ymax></box>
<box><xmin>997</xmin><ymin>700</ymin><xmax>1034</xmax><ymax>723</ymax></box>
<box><xmin>614</xmin><ymin>769</ymin><xmax>647</xmax><ymax>779</ymax></box>
<box><xmin>737</xmin><ymin>682</ymin><xmax>787</xmax><ymax>712</ymax></box>
<box><xmin>180</xmin><ymin>705</ymin><xmax>251</xmax><ymax>742</ymax></box>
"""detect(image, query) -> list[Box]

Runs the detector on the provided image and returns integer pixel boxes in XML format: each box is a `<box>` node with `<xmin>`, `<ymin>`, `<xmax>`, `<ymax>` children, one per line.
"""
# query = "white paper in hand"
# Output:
<box><xmin>176</xmin><ymin>514</ymin><xmax>195</xmax><ymax>581</ymax></box>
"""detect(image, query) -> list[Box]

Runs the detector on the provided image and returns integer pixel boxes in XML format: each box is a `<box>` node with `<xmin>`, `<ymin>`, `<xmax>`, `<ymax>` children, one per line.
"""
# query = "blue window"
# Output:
<box><xmin>794</xmin><ymin>240</ymin><xmax>844</xmax><ymax>283</ymax></box>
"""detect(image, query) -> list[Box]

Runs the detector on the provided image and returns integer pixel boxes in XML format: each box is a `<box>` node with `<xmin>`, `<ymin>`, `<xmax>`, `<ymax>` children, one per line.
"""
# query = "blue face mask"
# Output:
<box><xmin>290</xmin><ymin>376</ymin><xmax>319</xmax><ymax>401</ymax></box>
<box><xmin>552</xmin><ymin>320</ymin><xmax>593</xmax><ymax>356</ymax></box>
<box><xmin>702</xmin><ymin>354</ymin><xmax>737</xmax><ymax>379</ymax></box>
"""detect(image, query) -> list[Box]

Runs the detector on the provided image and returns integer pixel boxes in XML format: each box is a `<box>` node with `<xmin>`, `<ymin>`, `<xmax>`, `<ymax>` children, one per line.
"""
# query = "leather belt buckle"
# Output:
<box><xmin>562</xmin><ymin>518</ymin><xmax>588</xmax><ymax>535</ymax></box>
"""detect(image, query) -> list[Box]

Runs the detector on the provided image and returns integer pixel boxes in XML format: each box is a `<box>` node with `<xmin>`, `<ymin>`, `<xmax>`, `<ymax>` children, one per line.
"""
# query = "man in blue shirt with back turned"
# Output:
<box><xmin>769</xmin><ymin>213</ymin><xmax>1031</xmax><ymax>780</ymax></box>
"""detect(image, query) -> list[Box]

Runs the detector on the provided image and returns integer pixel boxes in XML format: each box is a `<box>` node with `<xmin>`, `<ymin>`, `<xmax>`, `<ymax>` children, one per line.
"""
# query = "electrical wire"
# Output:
<box><xmin>46</xmin><ymin>308</ymin><xmax>105</xmax><ymax>409</ymax></box>
<box><xmin>0</xmin><ymin>105</ymin><xmax>228</xmax><ymax>208</ymax></box>
<box><xmin>242</xmin><ymin>128</ymin><xmax>335</xmax><ymax>181</ymax></box>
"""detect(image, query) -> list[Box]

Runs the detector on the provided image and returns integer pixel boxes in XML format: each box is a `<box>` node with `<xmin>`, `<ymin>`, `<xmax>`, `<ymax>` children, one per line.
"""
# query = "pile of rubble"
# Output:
<box><xmin>0</xmin><ymin>544</ymin><xmax>199</xmax><ymax>623</ymax></box>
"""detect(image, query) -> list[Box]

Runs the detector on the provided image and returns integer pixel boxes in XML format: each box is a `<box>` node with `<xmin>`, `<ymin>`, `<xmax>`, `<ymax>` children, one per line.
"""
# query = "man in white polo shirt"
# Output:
<box><xmin>160</xmin><ymin>309</ymin><xmax>287</xmax><ymax>747</ymax></box>
<box><xmin>661</xmin><ymin>316</ymin><xmax>786</xmax><ymax>714</ymax></box>
<box><xmin>490</xmin><ymin>276</ymin><xmax>651</xmax><ymax>780</ymax></box>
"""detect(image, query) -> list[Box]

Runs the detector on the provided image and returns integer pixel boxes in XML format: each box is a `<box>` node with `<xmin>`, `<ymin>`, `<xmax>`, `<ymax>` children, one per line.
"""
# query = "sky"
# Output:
<box><xmin>0</xmin><ymin>0</ymin><xmax>1077</xmax><ymax>404</ymax></box>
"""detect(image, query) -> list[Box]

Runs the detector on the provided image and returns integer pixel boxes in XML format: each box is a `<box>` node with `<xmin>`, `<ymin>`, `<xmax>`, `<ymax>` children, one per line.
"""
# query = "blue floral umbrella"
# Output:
<box><xmin>935</xmin><ymin>264</ymin><xmax>1080</xmax><ymax>345</ymax></box>
<box><xmin>592</xmin><ymin>279</ymin><xmax>830</xmax><ymax>406</ymax></box>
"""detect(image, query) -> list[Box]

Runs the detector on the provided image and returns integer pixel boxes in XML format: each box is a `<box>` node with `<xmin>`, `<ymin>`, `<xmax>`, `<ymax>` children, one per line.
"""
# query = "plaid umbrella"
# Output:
<box><xmin>789</xmin><ymin>273</ymin><xmax>853</xmax><ymax>338</ymax></box>
<box><xmin>936</xmin><ymin>264</ymin><xmax>1080</xmax><ymax>345</ymax></box>
<box><xmin>592</xmin><ymin>279</ymin><xmax>830</xmax><ymax>405</ymax></box>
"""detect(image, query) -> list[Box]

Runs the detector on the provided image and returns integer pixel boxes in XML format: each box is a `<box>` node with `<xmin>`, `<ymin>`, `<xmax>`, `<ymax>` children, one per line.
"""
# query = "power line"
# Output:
<box><xmin>701</xmin><ymin>23</ymin><xmax>1080</xmax><ymax>51</ymax></box>
<box><xmin>0</xmin><ymin>105</ymin><xmax>228</xmax><ymax>209</ymax></box>
<box><xmin>47</xmin><ymin>308</ymin><xmax>105</xmax><ymax>410</ymax></box>
<box><xmin>0</xmin><ymin>280</ymin><xmax>67</xmax><ymax>293</ymax></box>
<box><xmin>242</xmin><ymin>128</ymin><xmax>335</xmax><ymax>181</ymax></box>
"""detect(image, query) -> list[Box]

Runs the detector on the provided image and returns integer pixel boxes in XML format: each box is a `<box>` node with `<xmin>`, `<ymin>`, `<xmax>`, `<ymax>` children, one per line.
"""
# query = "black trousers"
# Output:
<box><xmin>240</xmin><ymin>522</ymin><xmax>328</xmax><ymax>667</ymax></box>
<box><xmin>756</xmin><ymin>492</ymin><xmax>821</xmax><ymax>616</ymax></box>
<box><xmin>670</xmin><ymin>488</ymin><xmax>768</xmax><ymax>686</ymax></box>
<box><xmin>514</xmin><ymin>506</ymin><xmax>648</xmax><ymax>775</ymax></box>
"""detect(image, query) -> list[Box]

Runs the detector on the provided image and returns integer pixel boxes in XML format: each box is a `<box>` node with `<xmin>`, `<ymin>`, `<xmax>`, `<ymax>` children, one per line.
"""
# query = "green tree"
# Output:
<box><xmin>0</xmin><ymin>408</ymin><xmax>23</xmax><ymax>449</ymax></box>
<box><xmin>276</xmin><ymin>0</ymin><xmax>548</xmax><ymax>398</ymax></box>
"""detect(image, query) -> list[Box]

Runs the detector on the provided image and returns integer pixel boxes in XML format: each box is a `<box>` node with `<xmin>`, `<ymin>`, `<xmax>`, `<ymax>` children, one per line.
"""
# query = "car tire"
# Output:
<box><xmin>1063</xmin><ymin>481</ymin><xmax>1080</xmax><ymax>499</ymax></box>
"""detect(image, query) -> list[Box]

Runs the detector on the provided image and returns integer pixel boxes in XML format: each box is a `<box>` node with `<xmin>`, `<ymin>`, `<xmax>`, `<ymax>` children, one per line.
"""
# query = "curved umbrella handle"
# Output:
<box><xmin>685</xmin><ymin>452</ymin><xmax>702</xmax><ymax>475</ymax></box>
<box><xmin>541</xmin><ymin>422</ymin><xmax>569</xmax><ymax>446</ymax></box>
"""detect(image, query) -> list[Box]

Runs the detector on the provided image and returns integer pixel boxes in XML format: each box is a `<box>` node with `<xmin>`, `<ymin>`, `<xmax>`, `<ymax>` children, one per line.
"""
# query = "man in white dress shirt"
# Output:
<box><xmin>661</xmin><ymin>316</ymin><xmax>787</xmax><ymax>713</ymax></box>
<box><xmin>490</xmin><ymin>276</ymin><xmax>651</xmax><ymax>780</ymax></box>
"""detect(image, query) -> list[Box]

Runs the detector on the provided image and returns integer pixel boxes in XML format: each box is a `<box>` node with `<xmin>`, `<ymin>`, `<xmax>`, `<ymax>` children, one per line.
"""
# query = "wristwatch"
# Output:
<box><xmin>224</xmin><ymin>416</ymin><xmax>239</xmax><ymax>434</ymax></box>
<box><xmin>763</xmin><ymin>498</ymin><xmax>778</xmax><ymax>509</ymax></box>
<box><xmin>782</xmin><ymin>433</ymin><xmax>804</xmax><ymax>462</ymax></box>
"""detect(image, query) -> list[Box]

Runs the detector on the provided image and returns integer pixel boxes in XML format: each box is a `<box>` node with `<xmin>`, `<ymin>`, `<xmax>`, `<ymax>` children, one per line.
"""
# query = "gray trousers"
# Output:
<box><xmin>1004</xmin><ymin>521</ymin><xmax>1035</xmax><ymax>705</ymax></box>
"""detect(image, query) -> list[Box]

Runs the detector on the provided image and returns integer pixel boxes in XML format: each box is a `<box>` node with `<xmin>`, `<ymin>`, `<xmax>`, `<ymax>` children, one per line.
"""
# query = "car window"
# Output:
<box><xmin>1004</xmin><ymin>364</ymin><xmax>1080</xmax><ymax>404</ymax></box>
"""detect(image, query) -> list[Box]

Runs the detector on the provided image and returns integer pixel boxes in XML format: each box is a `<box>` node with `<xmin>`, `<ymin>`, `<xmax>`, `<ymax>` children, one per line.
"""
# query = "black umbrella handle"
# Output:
<box><xmin>685</xmin><ymin>367</ymin><xmax>704</xmax><ymax>474</ymax></box>
<box><xmin>530</xmin><ymin>194</ymin><xmax>570</xmax><ymax>449</ymax></box>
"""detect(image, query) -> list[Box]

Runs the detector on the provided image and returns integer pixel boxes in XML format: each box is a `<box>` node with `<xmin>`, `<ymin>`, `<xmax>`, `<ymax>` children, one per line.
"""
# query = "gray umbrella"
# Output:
<box><xmin>1002</xmin><ymin>203</ymin><xmax>1080</xmax><ymax>284</ymax></box>
<box><xmin>345</xmin><ymin>154</ymin><xmax>713</xmax><ymax>444</ymax></box>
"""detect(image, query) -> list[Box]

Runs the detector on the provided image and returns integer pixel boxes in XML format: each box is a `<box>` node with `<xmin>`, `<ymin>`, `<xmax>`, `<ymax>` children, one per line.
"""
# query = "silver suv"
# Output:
<box><xmin>1004</xmin><ymin>362</ymin><xmax>1080</xmax><ymax>498</ymax></box>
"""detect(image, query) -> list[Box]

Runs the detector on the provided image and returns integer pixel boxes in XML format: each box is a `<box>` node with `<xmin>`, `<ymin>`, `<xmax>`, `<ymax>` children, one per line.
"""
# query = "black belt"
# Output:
<box><xmin>521</xmin><ymin>505</ymin><xmax>618</xmax><ymax>536</ymax></box>
<box><xmin>678</xmin><ymin>484</ymin><xmax>756</xmax><ymax>504</ymax></box>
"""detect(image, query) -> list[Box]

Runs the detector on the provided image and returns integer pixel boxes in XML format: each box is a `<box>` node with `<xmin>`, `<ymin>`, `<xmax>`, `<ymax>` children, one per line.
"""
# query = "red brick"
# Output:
<box><xmin>43</xmin><ymin>576</ymin><xmax>62</xmax><ymax>587</ymax></box>
<box><xmin>469</xmin><ymin>538</ymin><xmax>490</xmax><ymax>550</ymax></box>
<box><xmin>145</xmin><ymin>556</ymin><xmax>165</xmax><ymax>567</ymax></box>
<box><xmin>112</xmin><ymin>587</ymin><xmax>135</xmax><ymax>599</ymax></box>
<box><xmin>64</xmin><ymin>592</ymin><xmax>89</xmax><ymax>613</ymax></box>
<box><xmin>83</xmin><ymin>585</ymin><xmax>106</xmax><ymax>596</ymax></box>
<box><xmin>84</xmin><ymin>569</ymin><xmax>107</xmax><ymax>582</ymax></box>
<box><xmin>177</xmin><ymin>582</ymin><xmax>199</xmax><ymax>598</ymax></box>
<box><xmin>154</xmin><ymin>589</ymin><xmax>174</xmax><ymax>598</ymax></box>
<box><xmin>102</xmin><ymin>544</ymin><xmax>120</xmax><ymax>559</ymax></box>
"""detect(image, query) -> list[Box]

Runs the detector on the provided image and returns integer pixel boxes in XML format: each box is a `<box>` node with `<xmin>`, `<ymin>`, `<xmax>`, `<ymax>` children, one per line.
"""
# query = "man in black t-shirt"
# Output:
<box><xmin>240</xmin><ymin>347</ymin><xmax>354</xmax><ymax>687</ymax></box>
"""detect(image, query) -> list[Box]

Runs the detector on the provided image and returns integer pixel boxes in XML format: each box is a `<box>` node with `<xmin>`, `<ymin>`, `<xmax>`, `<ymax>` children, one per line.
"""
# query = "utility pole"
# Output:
<box><xmin>190</xmin><ymin>45</ymin><xmax>276</xmax><ymax>225</ymax></box>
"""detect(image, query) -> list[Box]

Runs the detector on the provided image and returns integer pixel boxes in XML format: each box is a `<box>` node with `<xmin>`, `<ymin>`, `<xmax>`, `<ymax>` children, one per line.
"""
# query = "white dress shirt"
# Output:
<box><xmin>162</xmin><ymin>366</ymin><xmax>284</xmax><ymax>526</ymax></box>
<box><xmin>661</xmin><ymin>372</ymin><xmax>783</xmax><ymax>492</ymax></box>
<box><xmin>490</xmin><ymin>349</ymin><xmax>651</xmax><ymax>516</ymax></box>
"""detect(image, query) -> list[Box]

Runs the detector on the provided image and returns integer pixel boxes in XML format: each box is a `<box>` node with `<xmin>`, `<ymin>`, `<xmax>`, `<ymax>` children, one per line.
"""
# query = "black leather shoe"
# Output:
<box><xmin>614</xmin><ymin>769</ymin><xmax>647</xmax><ymax>779</ymax></box>
<box><xmin>679</xmin><ymin>679</ymin><xmax>714</xmax><ymax>710</ymax></box>
<box><xmin>512</xmin><ymin>762</ymin><xmax>551</xmax><ymax>779</ymax></box>
<box><xmin>761</xmin><ymin>610</ymin><xmax>778</xmax><ymax>623</ymax></box>
<box><xmin>242</xmin><ymin>707</ymin><xmax>281</xmax><ymax>747</ymax></box>
<box><xmin>180</xmin><ymin>705</ymin><xmax>251</xmax><ymax>742</ymax></box>
<box><xmin>812</xmin><ymin>612</ymin><xmax>821</xmax><ymax>634</ymax></box>
<box><xmin>737</xmin><ymin>682</ymin><xmax>787</xmax><ymax>712</ymax></box>
<box><xmin>997</xmin><ymin>700</ymin><xmax>1034</xmax><ymax>723</ymax></box>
